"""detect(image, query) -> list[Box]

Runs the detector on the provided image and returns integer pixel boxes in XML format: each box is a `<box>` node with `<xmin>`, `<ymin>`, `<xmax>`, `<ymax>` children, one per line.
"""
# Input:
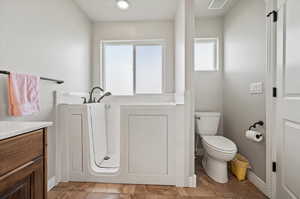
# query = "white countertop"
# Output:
<box><xmin>0</xmin><ymin>121</ymin><xmax>53</xmax><ymax>140</ymax></box>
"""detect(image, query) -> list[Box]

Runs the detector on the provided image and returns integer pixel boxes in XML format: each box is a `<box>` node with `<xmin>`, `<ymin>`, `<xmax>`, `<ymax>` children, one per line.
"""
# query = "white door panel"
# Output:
<box><xmin>282</xmin><ymin>121</ymin><xmax>300</xmax><ymax>198</ymax></box>
<box><xmin>276</xmin><ymin>0</ymin><xmax>300</xmax><ymax>198</ymax></box>
<box><xmin>284</xmin><ymin>0</ymin><xmax>300</xmax><ymax>95</ymax></box>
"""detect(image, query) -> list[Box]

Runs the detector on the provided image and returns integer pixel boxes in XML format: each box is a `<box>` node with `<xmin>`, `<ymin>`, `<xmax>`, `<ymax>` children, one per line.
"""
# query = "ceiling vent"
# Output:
<box><xmin>208</xmin><ymin>0</ymin><xmax>229</xmax><ymax>10</ymax></box>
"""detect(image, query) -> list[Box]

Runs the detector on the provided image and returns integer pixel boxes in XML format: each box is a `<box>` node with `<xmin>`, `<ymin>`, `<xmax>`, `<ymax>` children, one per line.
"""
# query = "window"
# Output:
<box><xmin>104</xmin><ymin>44</ymin><xmax>134</xmax><ymax>95</ymax></box>
<box><xmin>102</xmin><ymin>41</ymin><xmax>164</xmax><ymax>96</ymax></box>
<box><xmin>194</xmin><ymin>38</ymin><xmax>218</xmax><ymax>71</ymax></box>
<box><xmin>135</xmin><ymin>45</ymin><xmax>163</xmax><ymax>94</ymax></box>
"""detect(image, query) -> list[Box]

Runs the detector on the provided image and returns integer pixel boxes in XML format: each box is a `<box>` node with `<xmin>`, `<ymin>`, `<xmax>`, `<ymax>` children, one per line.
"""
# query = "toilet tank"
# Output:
<box><xmin>195</xmin><ymin>112</ymin><xmax>221</xmax><ymax>136</ymax></box>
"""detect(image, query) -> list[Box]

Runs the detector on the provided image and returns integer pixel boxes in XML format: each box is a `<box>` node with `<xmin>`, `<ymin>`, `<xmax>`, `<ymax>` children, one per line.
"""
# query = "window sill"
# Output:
<box><xmin>194</xmin><ymin>70</ymin><xmax>219</xmax><ymax>72</ymax></box>
<box><xmin>101</xmin><ymin>93</ymin><xmax>176</xmax><ymax>104</ymax></box>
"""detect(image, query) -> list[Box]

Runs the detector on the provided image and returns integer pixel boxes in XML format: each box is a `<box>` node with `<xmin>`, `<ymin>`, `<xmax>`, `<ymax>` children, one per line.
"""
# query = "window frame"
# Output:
<box><xmin>194</xmin><ymin>38</ymin><xmax>219</xmax><ymax>72</ymax></box>
<box><xmin>100</xmin><ymin>40</ymin><xmax>167</xmax><ymax>96</ymax></box>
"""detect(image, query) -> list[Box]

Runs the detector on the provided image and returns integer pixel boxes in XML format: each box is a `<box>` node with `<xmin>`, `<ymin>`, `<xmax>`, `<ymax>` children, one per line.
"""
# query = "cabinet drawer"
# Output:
<box><xmin>0</xmin><ymin>130</ymin><xmax>44</xmax><ymax>176</ymax></box>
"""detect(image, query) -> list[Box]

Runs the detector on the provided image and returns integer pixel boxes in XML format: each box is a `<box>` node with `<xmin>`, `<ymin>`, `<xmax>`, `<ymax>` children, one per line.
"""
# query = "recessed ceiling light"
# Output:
<box><xmin>116</xmin><ymin>0</ymin><xmax>130</xmax><ymax>10</ymax></box>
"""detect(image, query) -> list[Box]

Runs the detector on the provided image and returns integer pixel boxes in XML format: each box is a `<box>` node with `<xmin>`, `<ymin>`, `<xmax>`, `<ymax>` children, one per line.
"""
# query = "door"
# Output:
<box><xmin>276</xmin><ymin>0</ymin><xmax>300</xmax><ymax>198</ymax></box>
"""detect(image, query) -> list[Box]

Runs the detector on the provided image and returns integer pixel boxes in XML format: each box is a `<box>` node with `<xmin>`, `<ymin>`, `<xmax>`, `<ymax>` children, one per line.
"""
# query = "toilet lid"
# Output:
<box><xmin>202</xmin><ymin>136</ymin><xmax>237</xmax><ymax>153</ymax></box>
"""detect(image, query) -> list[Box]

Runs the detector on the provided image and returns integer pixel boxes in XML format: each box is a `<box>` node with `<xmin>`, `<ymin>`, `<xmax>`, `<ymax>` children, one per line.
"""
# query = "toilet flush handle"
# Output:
<box><xmin>195</xmin><ymin>116</ymin><xmax>201</xmax><ymax>120</ymax></box>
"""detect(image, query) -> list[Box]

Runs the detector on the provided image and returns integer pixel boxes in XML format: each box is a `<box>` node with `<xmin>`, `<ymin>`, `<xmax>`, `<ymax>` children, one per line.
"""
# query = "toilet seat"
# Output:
<box><xmin>202</xmin><ymin>136</ymin><xmax>237</xmax><ymax>153</ymax></box>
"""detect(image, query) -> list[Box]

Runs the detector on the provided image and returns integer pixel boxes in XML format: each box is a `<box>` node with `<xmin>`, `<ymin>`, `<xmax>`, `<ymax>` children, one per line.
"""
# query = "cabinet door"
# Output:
<box><xmin>0</xmin><ymin>158</ymin><xmax>45</xmax><ymax>199</ymax></box>
<box><xmin>0</xmin><ymin>176</ymin><xmax>31</xmax><ymax>199</ymax></box>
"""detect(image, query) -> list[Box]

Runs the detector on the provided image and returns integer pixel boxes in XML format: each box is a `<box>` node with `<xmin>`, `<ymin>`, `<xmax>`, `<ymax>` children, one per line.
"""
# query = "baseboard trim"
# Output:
<box><xmin>247</xmin><ymin>171</ymin><xmax>269</xmax><ymax>197</ymax></box>
<box><xmin>48</xmin><ymin>176</ymin><xmax>57</xmax><ymax>191</ymax></box>
<box><xmin>188</xmin><ymin>174</ymin><xmax>197</xmax><ymax>188</ymax></box>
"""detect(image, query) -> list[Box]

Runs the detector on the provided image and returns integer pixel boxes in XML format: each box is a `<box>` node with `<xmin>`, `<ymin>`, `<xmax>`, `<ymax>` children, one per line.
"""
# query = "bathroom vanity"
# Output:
<box><xmin>0</xmin><ymin>121</ymin><xmax>52</xmax><ymax>199</ymax></box>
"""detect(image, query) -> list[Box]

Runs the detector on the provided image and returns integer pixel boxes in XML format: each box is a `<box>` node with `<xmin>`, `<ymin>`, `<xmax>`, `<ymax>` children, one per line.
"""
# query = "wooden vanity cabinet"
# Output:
<box><xmin>0</xmin><ymin>129</ymin><xmax>47</xmax><ymax>199</ymax></box>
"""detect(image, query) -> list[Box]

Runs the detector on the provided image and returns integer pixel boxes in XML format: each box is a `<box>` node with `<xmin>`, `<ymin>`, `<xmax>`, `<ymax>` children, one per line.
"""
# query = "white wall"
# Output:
<box><xmin>173</xmin><ymin>0</ymin><xmax>187</xmax><ymax>186</ymax></box>
<box><xmin>185</xmin><ymin>0</ymin><xmax>196</xmax><ymax>186</ymax></box>
<box><xmin>223</xmin><ymin>0</ymin><xmax>266</xmax><ymax>181</ymax></box>
<box><xmin>174</xmin><ymin>0</ymin><xmax>197</xmax><ymax>187</ymax></box>
<box><xmin>175</xmin><ymin>1</ymin><xmax>186</xmax><ymax>103</ymax></box>
<box><xmin>194</xmin><ymin>17</ymin><xmax>224</xmax><ymax>134</ymax></box>
<box><xmin>92</xmin><ymin>21</ymin><xmax>174</xmax><ymax>93</ymax></box>
<box><xmin>0</xmin><ymin>0</ymin><xmax>92</xmax><ymax>179</ymax></box>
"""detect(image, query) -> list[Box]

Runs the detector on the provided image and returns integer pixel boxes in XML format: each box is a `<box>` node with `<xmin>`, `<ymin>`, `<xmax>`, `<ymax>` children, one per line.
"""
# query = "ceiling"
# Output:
<box><xmin>194</xmin><ymin>0</ymin><xmax>239</xmax><ymax>17</ymax></box>
<box><xmin>73</xmin><ymin>0</ymin><xmax>179</xmax><ymax>22</ymax></box>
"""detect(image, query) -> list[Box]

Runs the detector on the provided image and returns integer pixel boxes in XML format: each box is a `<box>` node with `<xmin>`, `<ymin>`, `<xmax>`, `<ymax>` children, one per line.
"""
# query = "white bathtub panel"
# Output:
<box><xmin>60</xmin><ymin>104</ymin><xmax>178</xmax><ymax>185</ymax></box>
<box><xmin>121</xmin><ymin>105</ymin><xmax>176</xmax><ymax>184</ymax></box>
<box><xmin>128</xmin><ymin>115</ymin><xmax>168</xmax><ymax>175</ymax></box>
<box><xmin>69</xmin><ymin>113</ymin><xmax>84</xmax><ymax>176</ymax></box>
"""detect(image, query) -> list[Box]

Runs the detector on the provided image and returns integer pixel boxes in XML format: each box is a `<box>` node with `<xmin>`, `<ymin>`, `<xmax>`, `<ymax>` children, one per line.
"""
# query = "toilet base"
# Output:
<box><xmin>202</xmin><ymin>154</ymin><xmax>229</xmax><ymax>183</ymax></box>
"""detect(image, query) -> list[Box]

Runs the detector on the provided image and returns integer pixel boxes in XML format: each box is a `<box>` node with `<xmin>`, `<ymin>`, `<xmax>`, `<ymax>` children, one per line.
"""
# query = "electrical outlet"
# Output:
<box><xmin>249</xmin><ymin>82</ymin><xmax>264</xmax><ymax>94</ymax></box>
<box><xmin>256</xmin><ymin>82</ymin><xmax>264</xmax><ymax>94</ymax></box>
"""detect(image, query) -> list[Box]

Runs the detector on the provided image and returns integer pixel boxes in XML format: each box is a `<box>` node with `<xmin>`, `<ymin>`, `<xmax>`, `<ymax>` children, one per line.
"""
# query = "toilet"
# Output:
<box><xmin>195</xmin><ymin>112</ymin><xmax>237</xmax><ymax>183</ymax></box>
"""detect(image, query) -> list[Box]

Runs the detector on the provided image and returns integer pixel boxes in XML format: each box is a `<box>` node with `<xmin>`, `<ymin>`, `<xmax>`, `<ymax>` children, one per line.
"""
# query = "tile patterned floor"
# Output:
<box><xmin>48</xmin><ymin>159</ymin><xmax>268</xmax><ymax>199</ymax></box>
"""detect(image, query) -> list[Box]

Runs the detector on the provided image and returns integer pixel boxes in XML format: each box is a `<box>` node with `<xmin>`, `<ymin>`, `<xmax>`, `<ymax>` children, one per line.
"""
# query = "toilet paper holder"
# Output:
<box><xmin>246</xmin><ymin>121</ymin><xmax>264</xmax><ymax>141</ymax></box>
<box><xmin>248</xmin><ymin>121</ymin><xmax>264</xmax><ymax>130</ymax></box>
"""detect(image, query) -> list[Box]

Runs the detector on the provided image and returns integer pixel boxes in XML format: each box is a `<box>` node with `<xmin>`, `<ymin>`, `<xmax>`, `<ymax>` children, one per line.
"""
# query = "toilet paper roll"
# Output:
<box><xmin>245</xmin><ymin>130</ymin><xmax>263</xmax><ymax>142</ymax></box>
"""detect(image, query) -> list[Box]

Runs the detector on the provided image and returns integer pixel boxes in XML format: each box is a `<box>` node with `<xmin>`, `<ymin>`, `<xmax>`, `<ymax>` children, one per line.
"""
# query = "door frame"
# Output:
<box><xmin>188</xmin><ymin>0</ymin><xmax>278</xmax><ymax>196</ymax></box>
<box><xmin>265</xmin><ymin>0</ymin><xmax>277</xmax><ymax>198</ymax></box>
<box><xmin>188</xmin><ymin>0</ymin><xmax>277</xmax><ymax>198</ymax></box>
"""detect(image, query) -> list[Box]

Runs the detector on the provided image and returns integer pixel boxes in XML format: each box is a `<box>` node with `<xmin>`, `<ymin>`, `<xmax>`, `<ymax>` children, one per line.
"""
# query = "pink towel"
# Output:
<box><xmin>8</xmin><ymin>72</ymin><xmax>40</xmax><ymax>116</ymax></box>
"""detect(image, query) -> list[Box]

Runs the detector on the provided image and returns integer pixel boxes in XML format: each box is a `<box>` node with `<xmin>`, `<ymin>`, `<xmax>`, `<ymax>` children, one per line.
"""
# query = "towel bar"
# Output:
<box><xmin>0</xmin><ymin>70</ymin><xmax>64</xmax><ymax>84</ymax></box>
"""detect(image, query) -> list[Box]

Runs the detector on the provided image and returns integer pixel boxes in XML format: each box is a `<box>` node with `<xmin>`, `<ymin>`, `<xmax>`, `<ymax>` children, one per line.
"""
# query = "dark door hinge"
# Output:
<box><xmin>272</xmin><ymin>162</ymin><xmax>277</xmax><ymax>172</ymax></box>
<box><xmin>267</xmin><ymin>10</ymin><xmax>278</xmax><ymax>22</ymax></box>
<box><xmin>273</xmin><ymin>87</ymin><xmax>277</xmax><ymax>98</ymax></box>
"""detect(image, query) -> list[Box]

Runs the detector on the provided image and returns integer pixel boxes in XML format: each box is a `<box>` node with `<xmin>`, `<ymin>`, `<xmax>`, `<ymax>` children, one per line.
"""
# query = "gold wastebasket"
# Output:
<box><xmin>230</xmin><ymin>154</ymin><xmax>250</xmax><ymax>181</ymax></box>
